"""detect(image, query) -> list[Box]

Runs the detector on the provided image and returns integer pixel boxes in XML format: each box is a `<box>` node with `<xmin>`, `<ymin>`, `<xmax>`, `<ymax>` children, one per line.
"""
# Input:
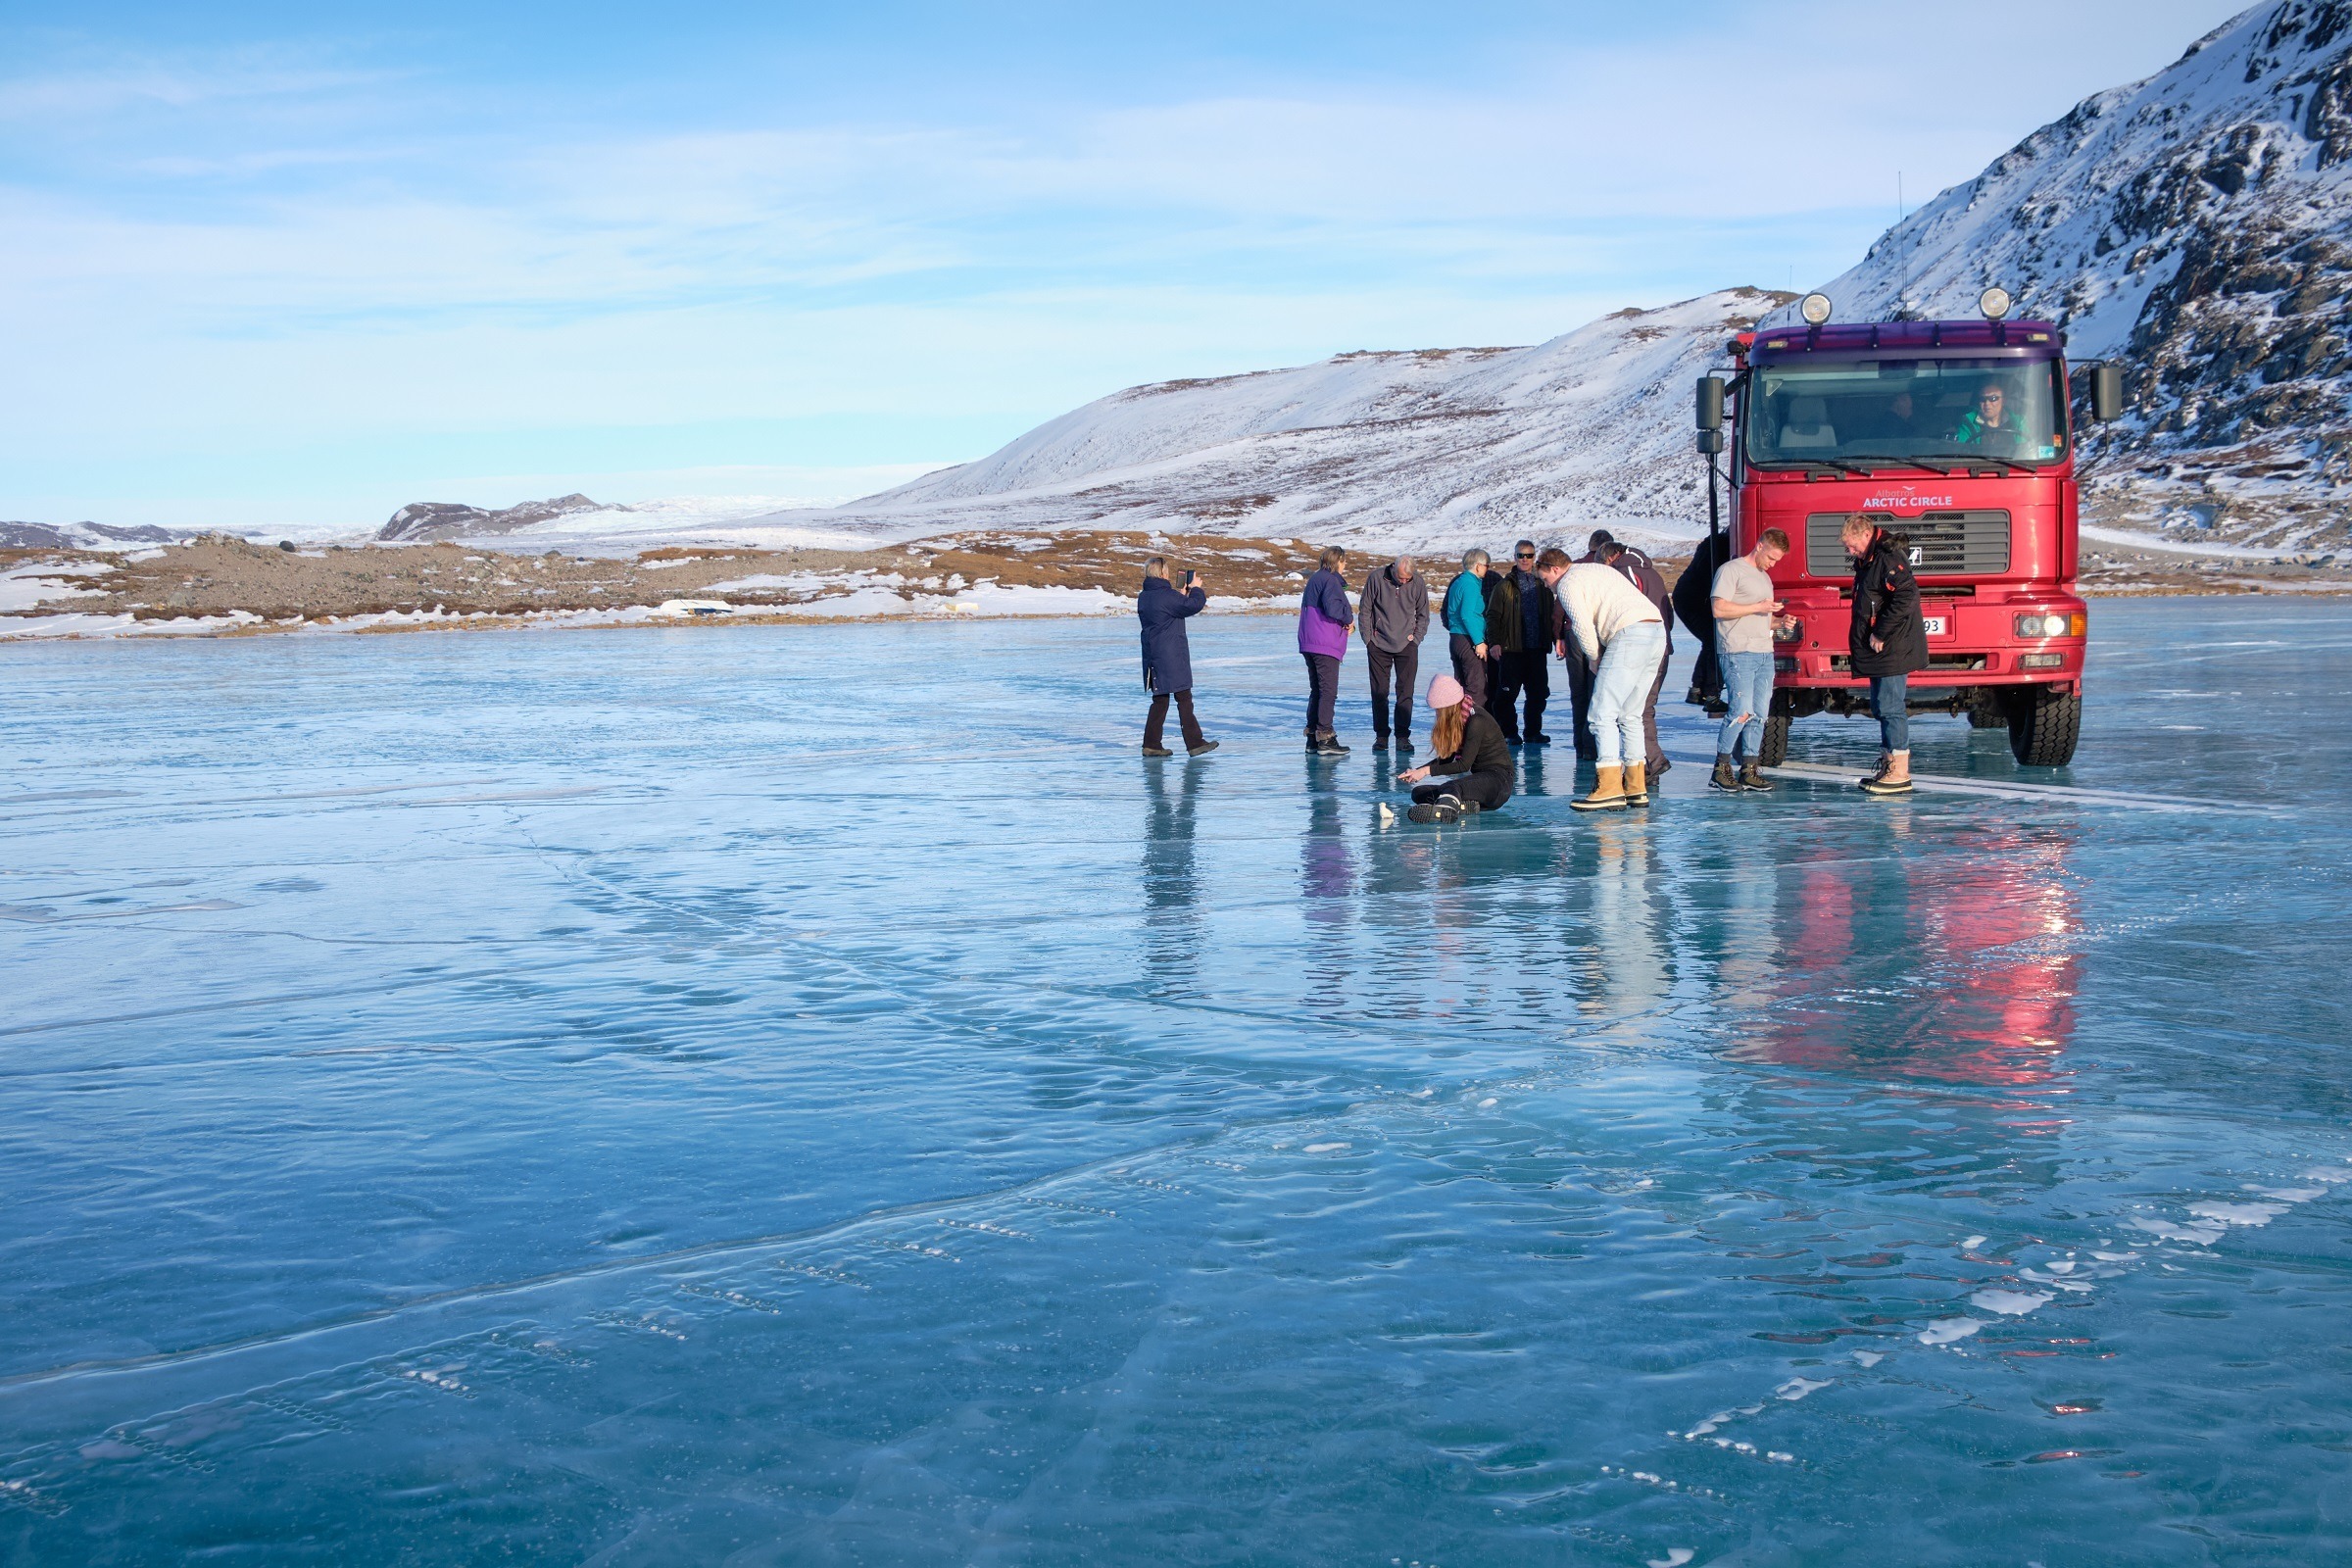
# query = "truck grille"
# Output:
<box><xmin>1806</xmin><ymin>512</ymin><xmax>2011</xmax><ymax>577</ymax></box>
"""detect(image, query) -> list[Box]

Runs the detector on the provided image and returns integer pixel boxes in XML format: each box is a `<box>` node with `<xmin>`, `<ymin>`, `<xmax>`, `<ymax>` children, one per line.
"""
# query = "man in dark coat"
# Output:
<box><xmin>1357</xmin><ymin>554</ymin><xmax>1431</xmax><ymax>751</ymax></box>
<box><xmin>1841</xmin><ymin>515</ymin><xmax>1927</xmax><ymax>794</ymax></box>
<box><xmin>1672</xmin><ymin>528</ymin><xmax>1730</xmax><ymax>706</ymax></box>
<box><xmin>1602</xmin><ymin>540</ymin><xmax>1676</xmax><ymax>777</ymax></box>
<box><xmin>1138</xmin><ymin>558</ymin><xmax>1217</xmax><ymax>758</ymax></box>
<box><xmin>1488</xmin><ymin>539</ymin><xmax>1560</xmax><ymax>745</ymax></box>
<box><xmin>1482</xmin><ymin>559</ymin><xmax>1526</xmax><ymax>742</ymax></box>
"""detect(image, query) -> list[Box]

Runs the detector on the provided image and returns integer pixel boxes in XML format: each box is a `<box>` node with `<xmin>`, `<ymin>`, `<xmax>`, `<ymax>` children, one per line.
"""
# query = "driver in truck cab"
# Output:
<box><xmin>1951</xmin><ymin>380</ymin><xmax>2023</xmax><ymax>445</ymax></box>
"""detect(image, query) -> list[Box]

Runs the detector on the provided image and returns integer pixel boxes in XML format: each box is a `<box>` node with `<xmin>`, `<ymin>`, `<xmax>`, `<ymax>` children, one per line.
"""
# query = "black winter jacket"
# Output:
<box><xmin>1431</xmin><ymin>708</ymin><xmax>1515</xmax><ymax>782</ymax></box>
<box><xmin>1848</xmin><ymin>531</ymin><xmax>1927</xmax><ymax>677</ymax></box>
<box><xmin>1483</xmin><ymin>571</ymin><xmax>1524</xmax><ymax>653</ymax></box>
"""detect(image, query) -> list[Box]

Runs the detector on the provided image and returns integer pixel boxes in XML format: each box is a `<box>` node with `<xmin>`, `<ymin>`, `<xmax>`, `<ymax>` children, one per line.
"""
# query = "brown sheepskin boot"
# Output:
<box><xmin>1572</xmin><ymin>764</ymin><xmax>1626</xmax><ymax>812</ymax></box>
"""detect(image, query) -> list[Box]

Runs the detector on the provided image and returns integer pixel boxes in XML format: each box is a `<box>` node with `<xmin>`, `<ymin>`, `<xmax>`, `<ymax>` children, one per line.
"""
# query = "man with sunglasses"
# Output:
<box><xmin>1952</xmin><ymin>380</ymin><xmax>2023</xmax><ymax>446</ymax></box>
<box><xmin>1489</xmin><ymin>540</ymin><xmax>1559</xmax><ymax>744</ymax></box>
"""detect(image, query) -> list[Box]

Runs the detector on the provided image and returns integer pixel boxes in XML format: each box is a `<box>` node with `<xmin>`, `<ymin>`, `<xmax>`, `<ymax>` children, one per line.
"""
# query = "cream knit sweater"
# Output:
<box><xmin>1556</xmin><ymin>563</ymin><xmax>1664</xmax><ymax>663</ymax></box>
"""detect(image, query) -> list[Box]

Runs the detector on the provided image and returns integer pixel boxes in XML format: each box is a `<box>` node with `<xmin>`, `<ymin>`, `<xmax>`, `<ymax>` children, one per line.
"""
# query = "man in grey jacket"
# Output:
<box><xmin>1358</xmin><ymin>555</ymin><xmax>1432</xmax><ymax>752</ymax></box>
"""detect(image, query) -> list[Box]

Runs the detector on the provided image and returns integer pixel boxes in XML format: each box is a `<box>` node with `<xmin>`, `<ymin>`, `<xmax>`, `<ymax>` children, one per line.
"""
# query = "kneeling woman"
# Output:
<box><xmin>1397</xmin><ymin>675</ymin><xmax>1513</xmax><ymax>823</ymax></box>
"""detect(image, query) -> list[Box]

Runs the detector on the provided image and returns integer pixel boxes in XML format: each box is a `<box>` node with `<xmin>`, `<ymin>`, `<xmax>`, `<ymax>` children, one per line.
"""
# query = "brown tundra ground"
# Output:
<box><xmin>4</xmin><ymin>530</ymin><xmax>2346</xmax><ymax>636</ymax></box>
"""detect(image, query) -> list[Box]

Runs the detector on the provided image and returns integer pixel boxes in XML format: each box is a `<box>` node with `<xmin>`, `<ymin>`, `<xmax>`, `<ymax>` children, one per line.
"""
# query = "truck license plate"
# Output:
<box><xmin>1923</xmin><ymin>615</ymin><xmax>1949</xmax><ymax>636</ymax></box>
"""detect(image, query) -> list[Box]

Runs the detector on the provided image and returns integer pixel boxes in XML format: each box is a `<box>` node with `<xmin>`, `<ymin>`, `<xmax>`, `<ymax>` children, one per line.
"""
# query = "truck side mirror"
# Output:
<box><xmin>1696</xmin><ymin>429</ymin><xmax>1726</xmax><ymax>456</ymax></box>
<box><xmin>1695</xmin><ymin>376</ymin><xmax>1725</xmax><ymax>432</ymax></box>
<box><xmin>2090</xmin><ymin>365</ymin><xmax>2124</xmax><ymax>422</ymax></box>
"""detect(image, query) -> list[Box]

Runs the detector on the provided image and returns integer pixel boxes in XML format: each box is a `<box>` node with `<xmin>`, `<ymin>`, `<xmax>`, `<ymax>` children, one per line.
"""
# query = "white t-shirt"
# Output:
<box><xmin>1712</xmin><ymin>556</ymin><xmax>1778</xmax><ymax>655</ymax></box>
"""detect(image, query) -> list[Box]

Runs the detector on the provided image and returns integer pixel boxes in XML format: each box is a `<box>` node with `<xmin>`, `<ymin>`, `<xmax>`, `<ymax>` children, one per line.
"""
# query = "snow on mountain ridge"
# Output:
<box><xmin>1786</xmin><ymin>0</ymin><xmax>2352</xmax><ymax>549</ymax></box>
<box><xmin>780</xmin><ymin>289</ymin><xmax>1790</xmax><ymax>552</ymax></box>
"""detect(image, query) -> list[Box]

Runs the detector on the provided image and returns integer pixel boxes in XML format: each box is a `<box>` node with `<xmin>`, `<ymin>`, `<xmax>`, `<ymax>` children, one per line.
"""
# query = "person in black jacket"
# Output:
<box><xmin>1841</xmin><ymin>515</ymin><xmax>1927</xmax><ymax>794</ymax></box>
<box><xmin>1397</xmin><ymin>673</ymin><xmax>1513</xmax><ymax>822</ymax></box>
<box><xmin>1602</xmin><ymin>540</ymin><xmax>1676</xmax><ymax>777</ymax></box>
<box><xmin>1672</xmin><ymin>529</ymin><xmax>1730</xmax><ymax>706</ymax></box>
<box><xmin>1137</xmin><ymin>558</ymin><xmax>1218</xmax><ymax>758</ymax></box>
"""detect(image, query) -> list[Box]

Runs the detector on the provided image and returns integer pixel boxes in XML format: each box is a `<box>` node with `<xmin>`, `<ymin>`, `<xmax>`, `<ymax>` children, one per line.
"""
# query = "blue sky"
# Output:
<box><xmin>3</xmin><ymin>0</ymin><xmax>2241</xmax><ymax>528</ymax></box>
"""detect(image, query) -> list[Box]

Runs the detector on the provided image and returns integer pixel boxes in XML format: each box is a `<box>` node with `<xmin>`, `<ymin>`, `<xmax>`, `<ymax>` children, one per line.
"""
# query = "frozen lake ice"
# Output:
<box><xmin>2</xmin><ymin>601</ymin><xmax>2349</xmax><ymax>1564</ymax></box>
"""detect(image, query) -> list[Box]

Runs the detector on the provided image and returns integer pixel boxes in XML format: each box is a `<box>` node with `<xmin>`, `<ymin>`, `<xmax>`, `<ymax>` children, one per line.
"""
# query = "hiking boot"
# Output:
<box><xmin>1313</xmin><ymin>736</ymin><xmax>1350</xmax><ymax>757</ymax></box>
<box><xmin>1407</xmin><ymin>799</ymin><xmax>1462</xmax><ymax>824</ymax></box>
<box><xmin>1395</xmin><ymin>737</ymin><xmax>1414</xmax><ymax>756</ymax></box>
<box><xmin>1446</xmin><ymin>794</ymin><xmax>1480</xmax><ymax>816</ymax></box>
<box><xmin>1572</xmin><ymin>765</ymin><xmax>1626</xmax><ymax>811</ymax></box>
<box><xmin>1623</xmin><ymin>762</ymin><xmax>1649</xmax><ymax>806</ymax></box>
<box><xmin>1709</xmin><ymin>755</ymin><xmax>1740</xmax><ymax>792</ymax></box>
<box><xmin>1188</xmin><ymin>740</ymin><xmax>1219</xmax><ymax>758</ymax></box>
<box><xmin>1857</xmin><ymin>753</ymin><xmax>1889</xmax><ymax>789</ymax></box>
<box><xmin>1525</xmin><ymin>732</ymin><xmax>1552</xmax><ymax>746</ymax></box>
<box><xmin>1859</xmin><ymin>751</ymin><xmax>1913</xmax><ymax>796</ymax></box>
<box><xmin>1373</xmin><ymin>733</ymin><xmax>1392</xmax><ymax>749</ymax></box>
<box><xmin>1143</xmin><ymin>744</ymin><xmax>1174</xmax><ymax>758</ymax></box>
<box><xmin>1648</xmin><ymin>757</ymin><xmax>1672</xmax><ymax>778</ymax></box>
<box><xmin>1740</xmin><ymin>760</ymin><xmax>1772</xmax><ymax>792</ymax></box>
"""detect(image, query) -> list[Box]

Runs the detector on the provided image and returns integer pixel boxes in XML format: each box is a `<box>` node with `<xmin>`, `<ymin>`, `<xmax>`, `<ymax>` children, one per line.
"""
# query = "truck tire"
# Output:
<box><xmin>1759</xmin><ymin>712</ymin><xmax>1791</xmax><ymax>767</ymax></box>
<box><xmin>1967</xmin><ymin>700</ymin><xmax>2006</xmax><ymax>729</ymax></box>
<box><xmin>2008</xmin><ymin>686</ymin><xmax>2081</xmax><ymax>767</ymax></box>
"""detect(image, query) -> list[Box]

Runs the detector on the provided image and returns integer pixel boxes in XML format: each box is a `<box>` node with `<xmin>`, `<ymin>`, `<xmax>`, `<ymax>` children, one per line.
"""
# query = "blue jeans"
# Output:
<box><xmin>1870</xmin><ymin>674</ymin><xmax>1909</xmax><ymax>752</ymax></box>
<box><xmin>1718</xmin><ymin>651</ymin><xmax>1775</xmax><ymax>760</ymax></box>
<box><xmin>1591</xmin><ymin>621</ymin><xmax>1665</xmax><ymax>766</ymax></box>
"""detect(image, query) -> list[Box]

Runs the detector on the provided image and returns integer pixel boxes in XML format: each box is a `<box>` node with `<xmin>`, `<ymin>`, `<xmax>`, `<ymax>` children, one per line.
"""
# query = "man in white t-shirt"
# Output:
<box><xmin>1709</xmin><ymin>527</ymin><xmax>1789</xmax><ymax>793</ymax></box>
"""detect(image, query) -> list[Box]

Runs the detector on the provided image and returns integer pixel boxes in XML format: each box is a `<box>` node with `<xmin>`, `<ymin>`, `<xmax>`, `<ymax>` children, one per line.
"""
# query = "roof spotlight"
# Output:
<box><xmin>1979</xmin><ymin>286</ymin><xmax>2014</xmax><ymax>320</ymax></box>
<box><xmin>1799</xmin><ymin>293</ymin><xmax>1834</xmax><ymax>325</ymax></box>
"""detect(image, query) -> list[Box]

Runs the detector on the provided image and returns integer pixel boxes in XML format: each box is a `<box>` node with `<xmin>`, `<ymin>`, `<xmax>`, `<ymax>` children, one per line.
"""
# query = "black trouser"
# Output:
<box><xmin>1494</xmin><ymin>649</ymin><xmax>1548</xmax><ymax>739</ymax></box>
<box><xmin>1689</xmin><ymin>631</ymin><xmax>1721</xmax><ymax>703</ymax></box>
<box><xmin>1641</xmin><ymin>648</ymin><xmax>1669</xmax><ymax>769</ymax></box>
<box><xmin>1448</xmin><ymin>634</ymin><xmax>1488</xmax><ymax>708</ymax></box>
<box><xmin>1145</xmin><ymin>689</ymin><xmax>1204</xmax><ymax>751</ymax></box>
<box><xmin>1411</xmin><ymin>769</ymin><xmax>1512</xmax><ymax>810</ymax></box>
<box><xmin>1565</xmin><ymin>649</ymin><xmax>1595</xmax><ymax>757</ymax></box>
<box><xmin>1301</xmin><ymin>653</ymin><xmax>1341</xmax><ymax>739</ymax></box>
<box><xmin>1366</xmin><ymin>642</ymin><xmax>1419</xmax><ymax>740</ymax></box>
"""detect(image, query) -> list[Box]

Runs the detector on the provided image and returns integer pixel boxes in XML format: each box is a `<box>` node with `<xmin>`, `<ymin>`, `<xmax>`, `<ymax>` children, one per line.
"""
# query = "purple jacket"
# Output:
<box><xmin>1297</xmin><ymin>567</ymin><xmax>1354</xmax><ymax>657</ymax></box>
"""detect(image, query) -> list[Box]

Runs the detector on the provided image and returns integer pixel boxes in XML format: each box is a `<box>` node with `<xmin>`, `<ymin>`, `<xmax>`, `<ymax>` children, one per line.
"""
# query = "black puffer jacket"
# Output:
<box><xmin>1849</xmin><ymin>530</ymin><xmax>1927</xmax><ymax>678</ymax></box>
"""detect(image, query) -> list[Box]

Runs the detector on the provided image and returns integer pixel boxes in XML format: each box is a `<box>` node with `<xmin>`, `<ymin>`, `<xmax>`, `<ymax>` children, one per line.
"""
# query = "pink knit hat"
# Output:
<box><xmin>1426</xmin><ymin>674</ymin><xmax>1465</xmax><ymax>708</ymax></box>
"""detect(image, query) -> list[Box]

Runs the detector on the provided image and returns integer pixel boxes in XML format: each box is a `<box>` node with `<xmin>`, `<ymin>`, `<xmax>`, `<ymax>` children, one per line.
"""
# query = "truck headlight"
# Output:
<box><xmin>2015</xmin><ymin>612</ymin><xmax>2071</xmax><ymax>638</ymax></box>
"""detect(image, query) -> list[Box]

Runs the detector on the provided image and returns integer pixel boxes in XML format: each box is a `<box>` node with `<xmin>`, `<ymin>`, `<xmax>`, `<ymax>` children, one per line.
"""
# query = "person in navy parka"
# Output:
<box><xmin>1138</xmin><ymin>557</ymin><xmax>1218</xmax><ymax>758</ymax></box>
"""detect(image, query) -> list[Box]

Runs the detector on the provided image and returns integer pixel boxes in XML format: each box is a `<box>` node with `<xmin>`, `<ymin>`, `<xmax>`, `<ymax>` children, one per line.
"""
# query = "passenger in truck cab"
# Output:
<box><xmin>1862</xmin><ymin>389</ymin><xmax>1924</xmax><ymax>443</ymax></box>
<box><xmin>1950</xmin><ymin>380</ymin><xmax>2023</xmax><ymax>446</ymax></box>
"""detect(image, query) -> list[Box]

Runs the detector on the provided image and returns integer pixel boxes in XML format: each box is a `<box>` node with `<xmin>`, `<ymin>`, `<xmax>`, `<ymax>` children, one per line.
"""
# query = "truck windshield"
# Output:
<box><xmin>1743</xmin><ymin>356</ymin><xmax>2069</xmax><ymax>468</ymax></box>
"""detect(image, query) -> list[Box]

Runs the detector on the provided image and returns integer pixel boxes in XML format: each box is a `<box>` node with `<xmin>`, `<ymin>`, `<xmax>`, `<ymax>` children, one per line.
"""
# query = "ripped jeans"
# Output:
<box><xmin>1717</xmin><ymin>651</ymin><xmax>1775</xmax><ymax>760</ymax></box>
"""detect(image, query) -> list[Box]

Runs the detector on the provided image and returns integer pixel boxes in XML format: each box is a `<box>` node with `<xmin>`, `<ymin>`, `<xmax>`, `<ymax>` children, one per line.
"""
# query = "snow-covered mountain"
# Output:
<box><xmin>1791</xmin><ymin>0</ymin><xmax>2352</xmax><ymax>548</ymax></box>
<box><xmin>758</xmin><ymin>289</ymin><xmax>1789</xmax><ymax>553</ymax></box>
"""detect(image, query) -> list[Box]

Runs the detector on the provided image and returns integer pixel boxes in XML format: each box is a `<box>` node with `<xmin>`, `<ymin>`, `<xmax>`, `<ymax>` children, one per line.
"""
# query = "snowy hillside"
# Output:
<box><xmin>743</xmin><ymin>289</ymin><xmax>1790</xmax><ymax>554</ymax></box>
<box><xmin>1789</xmin><ymin>0</ymin><xmax>2352</xmax><ymax>549</ymax></box>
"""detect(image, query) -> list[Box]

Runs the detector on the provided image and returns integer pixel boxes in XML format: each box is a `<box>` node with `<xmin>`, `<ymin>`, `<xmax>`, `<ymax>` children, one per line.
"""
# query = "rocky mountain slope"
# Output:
<box><xmin>1794</xmin><ymin>0</ymin><xmax>2352</xmax><ymax>549</ymax></box>
<box><xmin>376</xmin><ymin>492</ymin><xmax>618</xmax><ymax>542</ymax></box>
<box><xmin>730</xmin><ymin>289</ymin><xmax>1789</xmax><ymax>554</ymax></box>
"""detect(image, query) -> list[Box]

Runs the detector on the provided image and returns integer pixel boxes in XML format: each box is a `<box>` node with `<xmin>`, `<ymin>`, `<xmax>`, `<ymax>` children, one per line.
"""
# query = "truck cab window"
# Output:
<box><xmin>1746</xmin><ymin>356</ymin><xmax>2068</xmax><ymax>469</ymax></box>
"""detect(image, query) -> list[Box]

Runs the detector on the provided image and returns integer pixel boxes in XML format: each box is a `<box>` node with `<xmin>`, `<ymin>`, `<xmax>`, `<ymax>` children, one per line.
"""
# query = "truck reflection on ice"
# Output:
<box><xmin>1726</xmin><ymin>818</ymin><xmax>2081</xmax><ymax>1090</ymax></box>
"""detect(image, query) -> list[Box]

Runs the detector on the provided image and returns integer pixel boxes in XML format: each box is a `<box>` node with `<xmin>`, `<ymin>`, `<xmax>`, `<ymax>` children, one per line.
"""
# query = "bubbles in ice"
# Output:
<box><xmin>1646</xmin><ymin>1550</ymin><xmax>1695</xmax><ymax>1567</ymax></box>
<box><xmin>1851</xmin><ymin>1349</ymin><xmax>1884</xmax><ymax>1367</ymax></box>
<box><xmin>1971</xmin><ymin>1289</ymin><xmax>2053</xmax><ymax>1315</ymax></box>
<box><xmin>1477</xmin><ymin>1098</ymin><xmax>1498</xmax><ymax>1109</ymax></box>
<box><xmin>1918</xmin><ymin>1317</ymin><xmax>1984</xmax><ymax>1345</ymax></box>
<box><xmin>1775</xmin><ymin>1376</ymin><xmax>1831</xmax><ymax>1400</ymax></box>
<box><xmin>1303</xmin><ymin>1142</ymin><xmax>1351</xmax><ymax>1153</ymax></box>
<box><xmin>2131</xmin><ymin>1217</ymin><xmax>2226</xmax><ymax>1245</ymax></box>
<box><xmin>1959</xmin><ymin>1235</ymin><xmax>1988</xmax><ymax>1250</ymax></box>
<box><xmin>2186</xmin><ymin>1200</ymin><xmax>2288</xmax><ymax>1228</ymax></box>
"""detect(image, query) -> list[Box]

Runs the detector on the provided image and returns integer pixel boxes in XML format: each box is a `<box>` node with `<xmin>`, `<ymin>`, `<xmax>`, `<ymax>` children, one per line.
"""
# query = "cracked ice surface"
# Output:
<box><xmin>2</xmin><ymin>602</ymin><xmax>2350</xmax><ymax>1563</ymax></box>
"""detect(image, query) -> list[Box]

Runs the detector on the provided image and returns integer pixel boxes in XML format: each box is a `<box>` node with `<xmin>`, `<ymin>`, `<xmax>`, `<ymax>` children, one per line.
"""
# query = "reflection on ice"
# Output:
<box><xmin>3</xmin><ymin>606</ymin><xmax>2351</xmax><ymax>1563</ymax></box>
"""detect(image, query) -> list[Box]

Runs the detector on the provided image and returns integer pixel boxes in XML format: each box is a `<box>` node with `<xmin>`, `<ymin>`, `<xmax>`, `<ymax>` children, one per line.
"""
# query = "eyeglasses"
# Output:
<box><xmin>1515</xmin><ymin>552</ymin><xmax>1536</xmax><ymax>560</ymax></box>
<box><xmin>1978</xmin><ymin>393</ymin><xmax>2003</xmax><ymax>405</ymax></box>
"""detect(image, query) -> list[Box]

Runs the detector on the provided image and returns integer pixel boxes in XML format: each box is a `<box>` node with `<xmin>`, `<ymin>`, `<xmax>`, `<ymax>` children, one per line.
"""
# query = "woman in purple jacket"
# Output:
<box><xmin>1298</xmin><ymin>545</ymin><xmax>1355</xmax><ymax>756</ymax></box>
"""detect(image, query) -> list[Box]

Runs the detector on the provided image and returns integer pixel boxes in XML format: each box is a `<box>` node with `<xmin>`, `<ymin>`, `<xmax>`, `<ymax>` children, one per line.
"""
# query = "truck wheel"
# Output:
<box><xmin>1759</xmin><ymin>713</ymin><xmax>1791</xmax><ymax>767</ymax></box>
<box><xmin>2008</xmin><ymin>686</ymin><xmax>2081</xmax><ymax>767</ymax></box>
<box><xmin>1967</xmin><ymin>700</ymin><xmax>2006</xmax><ymax>729</ymax></box>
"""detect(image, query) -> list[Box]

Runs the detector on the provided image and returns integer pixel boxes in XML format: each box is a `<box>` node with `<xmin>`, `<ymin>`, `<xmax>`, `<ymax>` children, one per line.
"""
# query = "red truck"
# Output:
<box><xmin>1693</xmin><ymin>290</ymin><xmax>2122</xmax><ymax>768</ymax></box>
